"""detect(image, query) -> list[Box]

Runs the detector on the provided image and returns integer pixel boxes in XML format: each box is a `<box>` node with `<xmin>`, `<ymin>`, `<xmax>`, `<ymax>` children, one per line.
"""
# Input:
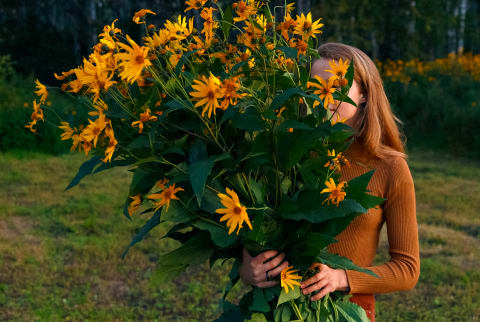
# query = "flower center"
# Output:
<box><xmin>164</xmin><ymin>191</ymin><xmax>172</xmax><ymax>198</ymax></box>
<box><xmin>233</xmin><ymin>205</ymin><xmax>242</xmax><ymax>215</ymax></box>
<box><xmin>135</xmin><ymin>55</ymin><xmax>145</xmax><ymax>65</ymax></box>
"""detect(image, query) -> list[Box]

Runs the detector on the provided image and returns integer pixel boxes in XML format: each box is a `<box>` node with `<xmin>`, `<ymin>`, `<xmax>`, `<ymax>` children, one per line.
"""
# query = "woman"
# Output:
<box><xmin>238</xmin><ymin>42</ymin><xmax>420</xmax><ymax>321</ymax></box>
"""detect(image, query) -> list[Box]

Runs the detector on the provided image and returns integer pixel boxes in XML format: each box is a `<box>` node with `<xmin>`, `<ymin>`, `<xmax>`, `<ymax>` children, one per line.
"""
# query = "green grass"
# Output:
<box><xmin>0</xmin><ymin>148</ymin><xmax>479</xmax><ymax>321</ymax></box>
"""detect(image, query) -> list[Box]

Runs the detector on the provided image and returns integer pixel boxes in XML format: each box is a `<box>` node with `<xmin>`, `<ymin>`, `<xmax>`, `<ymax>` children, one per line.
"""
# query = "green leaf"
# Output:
<box><xmin>214</xmin><ymin>304</ymin><xmax>244</xmax><ymax>322</ymax></box>
<box><xmin>162</xmin><ymin>200</ymin><xmax>194</xmax><ymax>223</ymax></box>
<box><xmin>175</xmin><ymin>50</ymin><xmax>198</xmax><ymax>75</ymax></box>
<box><xmin>221</xmin><ymin>5</ymin><xmax>233</xmax><ymax>40</ymax></box>
<box><xmin>248</xmin><ymin>176</ymin><xmax>265</xmax><ymax>206</ymax></box>
<box><xmin>362</xmin><ymin>194</ymin><xmax>385</xmax><ymax>209</ymax></box>
<box><xmin>273</xmin><ymin>304</ymin><xmax>292</xmax><ymax>322</ymax></box>
<box><xmin>344</xmin><ymin>57</ymin><xmax>355</xmax><ymax>90</ymax></box>
<box><xmin>300</xmin><ymin>232</ymin><xmax>338</xmax><ymax>257</ymax></box>
<box><xmin>275</xmin><ymin>127</ymin><xmax>329</xmax><ymax>170</ymax></box>
<box><xmin>276</xmin><ymin>120</ymin><xmax>313</xmax><ymax>132</ymax></box>
<box><xmin>122</xmin><ymin>197</ymin><xmax>133</xmax><ymax>221</ymax></box>
<box><xmin>312</xmin><ymin>213</ymin><xmax>360</xmax><ymax>238</ymax></box>
<box><xmin>190</xmin><ymin>159</ymin><xmax>214</xmax><ymax>206</ymax></box>
<box><xmin>129</xmin><ymin>167</ymin><xmax>160</xmax><ymax>196</ymax></box>
<box><xmin>278</xmin><ymin>191</ymin><xmax>366</xmax><ymax>223</ymax></box>
<box><xmin>270</xmin><ymin>87</ymin><xmax>302</xmax><ymax>111</ymax></box>
<box><xmin>193</xmin><ymin>220</ymin><xmax>237</xmax><ymax>247</ymax></box>
<box><xmin>277</xmin><ymin>285</ymin><xmax>301</xmax><ymax>307</ymax></box>
<box><xmin>345</xmin><ymin>170</ymin><xmax>385</xmax><ymax>209</ymax></box>
<box><xmin>336</xmin><ymin>299</ymin><xmax>370</xmax><ymax>322</ymax></box>
<box><xmin>249</xmin><ymin>287</ymin><xmax>271</xmax><ymax>312</ymax></box>
<box><xmin>92</xmin><ymin>158</ymin><xmax>133</xmax><ymax>174</ymax></box>
<box><xmin>65</xmin><ymin>156</ymin><xmax>102</xmax><ymax>191</ymax></box>
<box><xmin>221</xmin><ymin>258</ymin><xmax>241</xmax><ymax>301</ymax></box>
<box><xmin>333</xmin><ymin>91</ymin><xmax>357</xmax><ymax>107</ymax></box>
<box><xmin>121</xmin><ymin>210</ymin><xmax>161</xmax><ymax>259</ymax></box>
<box><xmin>190</xmin><ymin>139</ymin><xmax>207</xmax><ymax>162</ymax></box>
<box><xmin>299</xmin><ymin>66</ymin><xmax>309</xmax><ymax>87</ymax></box>
<box><xmin>150</xmin><ymin>232</ymin><xmax>213</xmax><ymax>284</ymax></box>
<box><xmin>127</xmin><ymin>136</ymin><xmax>150</xmax><ymax>149</ymax></box>
<box><xmin>164</xmin><ymin>98</ymin><xmax>189</xmax><ymax>113</ymax></box>
<box><xmin>247</xmin><ymin>312</ymin><xmax>268</xmax><ymax>322</ymax></box>
<box><xmin>316</xmin><ymin>250</ymin><xmax>378</xmax><ymax>277</ymax></box>
<box><xmin>277</xmin><ymin>46</ymin><xmax>298</xmax><ymax>60</ymax></box>
<box><xmin>231</xmin><ymin>107</ymin><xmax>266</xmax><ymax>132</ymax></box>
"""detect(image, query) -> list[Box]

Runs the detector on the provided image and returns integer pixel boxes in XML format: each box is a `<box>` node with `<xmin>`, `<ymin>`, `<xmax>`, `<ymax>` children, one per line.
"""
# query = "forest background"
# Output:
<box><xmin>0</xmin><ymin>0</ymin><xmax>479</xmax><ymax>321</ymax></box>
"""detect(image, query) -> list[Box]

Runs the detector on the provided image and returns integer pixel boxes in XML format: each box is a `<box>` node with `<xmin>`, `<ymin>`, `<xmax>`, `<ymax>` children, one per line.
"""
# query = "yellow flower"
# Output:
<box><xmin>200</xmin><ymin>7</ymin><xmax>219</xmax><ymax>39</ymax></box>
<box><xmin>128</xmin><ymin>194</ymin><xmax>142</xmax><ymax>216</ymax></box>
<box><xmin>325</xmin><ymin>58</ymin><xmax>349</xmax><ymax>86</ymax></box>
<box><xmin>25</xmin><ymin>100</ymin><xmax>45</xmax><ymax>133</ymax></box>
<box><xmin>155</xmin><ymin>178</ymin><xmax>169</xmax><ymax>189</ymax></box>
<box><xmin>132</xmin><ymin>9</ymin><xmax>156</xmax><ymax>24</ymax></box>
<box><xmin>164</xmin><ymin>16</ymin><xmax>195</xmax><ymax>41</ymax></box>
<box><xmin>58</xmin><ymin>121</ymin><xmax>75</xmax><ymax>141</ymax></box>
<box><xmin>144</xmin><ymin>29</ymin><xmax>170</xmax><ymax>50</ymax></box>
<box><xmin>232</xmin><ymin>0</ymin><xmax>258</xmax><ymax>22</ymax></box>
<box><xmin>131</xmin><ymin>108</ymin><xmax>158</xmax><ymax>134</ymax></box>
<box><xmin>320</xmin><ymin>178</ymin><xmax>347</xmax><ymax>207</ymax></box>
<box><xmin>275</xmin><ymin>107</ymin><xmax>286</xmax><ymax>117</ymax></box>
<box><xmin>34</xmin><ymin>79</ymin><xmax>48</xmax><ymax>104</ymax></box>
<box><xmin>280</xmin><ymin>266</ymin><xmax>302</xmax><ymax>294</ymax></box>
<box><xmin>276</xmin><ymin>13</ymin><xmax>296</xmax><ymax>41</ymax></box>
<box><xmin>148</xmin><ymin>183</ymin><xmax>184</xmax><ymax>212</ymax></box>
<box><xmin>189</xmin><ymin>74</ymin><xmax>224</xmax><ymax>118</ymax></box>
<box><xmin>102</xmin><ymin>124</ymin><xmax>117</xmax><ymax>163</ymax></box>
<box><xmin>82</xmin><ymin>113</ymin><xmax>107</xmax><ymax>148</ymax></box>
<box><xmin>294</xmin><ymin>12</ymin><xmax>323</xmax><ymax>41</ymax></box>
<box><xmin>89</xmin><ymin>99</ymin><xmax>109</xmax><ymax>117</ymax></box>
<box><xmin>102</xmin><ymin>19</ymin><xmax>122</xmax><ymax>36</ymax></box>
<box><xmin>116</xmin><ymin>35</ymin><xmax>152</xmax><ymax>84</ymax></box>
<box><xmin>288</xmin><ymin>38</ymin><xmax>308</xmax><ymax>57</ymax></box>
<box><xmin>330</xmin><ymin>113</ymin><xmax>348</xmax><ymax>125</ymax></box>
<box><xmin>307</xmin><ymin>75</ymin><xmax>336</xmax><ymax>109</ymax></box>
<box><xmin>184</xmin><ymin>0</ymin><xmax>207</xmax><ymax>12</ymax></box>
<box><xmin>220</xmin><ymin>76</ymin><xmax>247</xmax><ymax>109</ymax></box>
<box><xmin>323</xmin><ymin>149</ymin><xmax>350</xmax><ymax>171</ymax></box>
<box><xmin>215</xmin><ymin>187</ymin><xmax>252</xmax><ymax>235</ymax></box>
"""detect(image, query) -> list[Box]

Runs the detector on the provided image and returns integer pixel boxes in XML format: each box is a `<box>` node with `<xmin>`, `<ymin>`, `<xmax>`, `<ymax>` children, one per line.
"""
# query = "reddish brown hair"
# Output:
<box><xmin>316</xmin><ymin>42</ymin><xmax>406</xmax><ymax>160</ymax></box>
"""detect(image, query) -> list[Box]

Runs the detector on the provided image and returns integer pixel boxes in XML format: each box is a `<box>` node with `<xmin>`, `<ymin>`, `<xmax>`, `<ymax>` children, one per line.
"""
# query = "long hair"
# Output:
<box><xmin>317</xmin><ymin>43</ymin><xmax>406</xmax><ymax>160</ymax></box>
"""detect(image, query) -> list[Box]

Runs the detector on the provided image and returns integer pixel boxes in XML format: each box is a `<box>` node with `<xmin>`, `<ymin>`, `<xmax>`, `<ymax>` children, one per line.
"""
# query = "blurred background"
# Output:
<box><xmin>0</xmin><ymin>0</ymin><xmax>479</xmax><ymax>320</ymax></box>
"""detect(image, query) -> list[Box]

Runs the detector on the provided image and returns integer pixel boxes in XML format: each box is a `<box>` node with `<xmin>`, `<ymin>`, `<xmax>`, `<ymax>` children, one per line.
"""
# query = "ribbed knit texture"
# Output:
<box><xmin>327</xmin><ymin>141</ymin><xmax>420</xmax><ymax>295</ymax></box>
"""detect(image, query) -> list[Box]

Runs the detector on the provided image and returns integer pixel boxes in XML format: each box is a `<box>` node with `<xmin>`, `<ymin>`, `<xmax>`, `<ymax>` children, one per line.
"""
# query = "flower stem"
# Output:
<box><xmin>290</xmin><ymin>300</ymin><xmax>304</xmax><ymax>321</ymax></box>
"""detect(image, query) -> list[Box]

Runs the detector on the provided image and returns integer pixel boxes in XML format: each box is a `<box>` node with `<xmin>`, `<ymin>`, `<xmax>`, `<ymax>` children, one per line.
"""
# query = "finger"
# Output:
<box><xmin>302</xmin><ymin>277</ymin><xmax>328</xmax><ymax>295</ymax></box>
<box><xmin>256</xmin><ymin>280</ymin><xmax>280</xmax><ymax>288</ymax></box>
<box><xmin>268</xmin><ymin>260</ymin><xmax>289</xmax><ymax>278</ymax></box>
<box><xmin>301</xmin><ymin>272</ymin><xmax>325</xmax><ymax>289</ymax></box>
<box><xmin>262</xmin><ymin>252</ymin><xmax>286</xmax><ymax>271</ymax></box>
<box><xmin>311</xmin><ymin>285</ymin><xmax>335</xmax><ymax>301</ymax></box>
<box><xmin>243</xmin><ymin>247</ymin><xmax>252</xmax><ymax>260</ymax></box>
<box><xmin>254</xmin><ymin>250</ymin><xmax>279</xmax><ymax>265</ymax></box>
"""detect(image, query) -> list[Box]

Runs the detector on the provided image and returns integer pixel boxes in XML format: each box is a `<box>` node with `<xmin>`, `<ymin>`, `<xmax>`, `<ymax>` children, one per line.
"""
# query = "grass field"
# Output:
<box><xmin>0</xmin><ymin>148</ymin><xmax>479</xmax><ymax>321</ymax></box>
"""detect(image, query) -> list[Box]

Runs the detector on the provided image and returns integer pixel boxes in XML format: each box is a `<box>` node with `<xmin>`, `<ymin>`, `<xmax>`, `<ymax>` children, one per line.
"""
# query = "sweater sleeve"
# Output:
<box><xmin>345</xmin><ymin>157</ymin><xmax>420</xmax><ymax>294</ymax></box>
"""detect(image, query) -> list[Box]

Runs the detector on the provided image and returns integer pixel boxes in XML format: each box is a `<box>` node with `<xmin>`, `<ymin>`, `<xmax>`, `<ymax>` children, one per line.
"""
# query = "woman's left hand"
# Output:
<box><xmin>300</xmin><ymin>263</ymin><xmax>349</xmax><ymax>301</ymax></box>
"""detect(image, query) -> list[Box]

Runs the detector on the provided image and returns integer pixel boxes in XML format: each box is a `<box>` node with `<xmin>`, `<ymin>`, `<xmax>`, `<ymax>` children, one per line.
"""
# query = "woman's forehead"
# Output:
<box><xmin>311</xmin><ymin>58</ymin><xmax>334</xmax><ymax>77</ymax></box>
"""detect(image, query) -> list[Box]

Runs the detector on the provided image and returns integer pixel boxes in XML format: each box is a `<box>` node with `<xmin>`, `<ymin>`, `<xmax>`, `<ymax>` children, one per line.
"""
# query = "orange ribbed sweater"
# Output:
<box><xmin>327</xmin><ymin>142</ymin><xmax>420</xmax><ymax>295</ymax></box>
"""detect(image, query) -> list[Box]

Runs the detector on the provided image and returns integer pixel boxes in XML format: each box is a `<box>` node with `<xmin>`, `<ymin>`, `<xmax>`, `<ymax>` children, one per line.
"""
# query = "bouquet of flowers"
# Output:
<box><xmin>28</xmin><ymin>1</ymin><xmax>383</xmax><ymax>320</ymax></box>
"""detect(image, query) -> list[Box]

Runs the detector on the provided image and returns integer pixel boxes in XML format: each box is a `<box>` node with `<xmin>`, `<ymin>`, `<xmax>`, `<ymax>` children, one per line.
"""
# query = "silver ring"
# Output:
<box><xmin>266</xmin><ymin>271</ymin><xmax>270</xmax><ymax>281</ymax></box>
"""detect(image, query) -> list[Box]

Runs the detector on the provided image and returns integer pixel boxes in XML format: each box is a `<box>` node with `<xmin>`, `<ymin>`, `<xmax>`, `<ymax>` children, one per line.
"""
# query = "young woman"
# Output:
<box><xmin>238</xmin><ymin>42</ymin><xmax>420</xmax><ymax>321</ymax></box>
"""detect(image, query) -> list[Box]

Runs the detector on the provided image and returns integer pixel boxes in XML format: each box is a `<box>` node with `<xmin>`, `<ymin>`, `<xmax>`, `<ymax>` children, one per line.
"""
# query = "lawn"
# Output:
<box><xmin>0</xmin><ymin>148</ymin><xmax>478</xmax><ymax>321</ymax></box>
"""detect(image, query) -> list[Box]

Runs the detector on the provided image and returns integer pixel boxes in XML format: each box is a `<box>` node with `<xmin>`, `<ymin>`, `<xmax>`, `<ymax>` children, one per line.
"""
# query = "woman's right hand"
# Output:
<box><xmin>238</xmin><ymin>247</ymin><xmax>289</xmax><ymax>288</ymax></box>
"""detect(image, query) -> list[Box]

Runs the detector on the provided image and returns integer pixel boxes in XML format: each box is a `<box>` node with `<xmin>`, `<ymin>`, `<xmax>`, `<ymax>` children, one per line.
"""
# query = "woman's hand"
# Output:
<box><xmin>238</xmin><ymin>247</ymin><xmax>289</xmax><ymax>288</ymax></box>
<box><xmin>300</xmin><ymin>263</ymin><xmax>349</xmax><ymax>301</ymax></box>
